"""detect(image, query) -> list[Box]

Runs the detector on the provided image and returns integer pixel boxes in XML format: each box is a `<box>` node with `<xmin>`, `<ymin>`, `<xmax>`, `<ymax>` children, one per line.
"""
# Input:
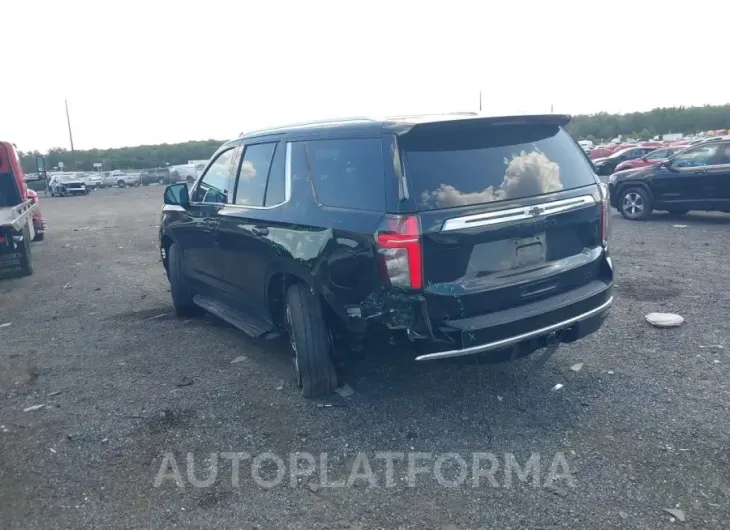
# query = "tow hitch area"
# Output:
<box><xmin>526</xmin><ymin>332</ymin><xmax>561</xmax><ymax>378</ymax></box>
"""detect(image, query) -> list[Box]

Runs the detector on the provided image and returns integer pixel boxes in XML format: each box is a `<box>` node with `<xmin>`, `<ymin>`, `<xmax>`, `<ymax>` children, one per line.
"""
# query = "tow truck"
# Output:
<box><xmin>0</xmin><ymin>141</ymin><xmax>46</xmax><ymax>278</ymax></box>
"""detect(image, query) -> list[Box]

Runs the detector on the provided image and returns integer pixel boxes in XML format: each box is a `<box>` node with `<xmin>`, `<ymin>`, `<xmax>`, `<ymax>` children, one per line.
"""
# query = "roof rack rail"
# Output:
<box><xmin>240</xmin><ymin>116</ymin><xmax>376</xmax><ymax>137</ymax></box>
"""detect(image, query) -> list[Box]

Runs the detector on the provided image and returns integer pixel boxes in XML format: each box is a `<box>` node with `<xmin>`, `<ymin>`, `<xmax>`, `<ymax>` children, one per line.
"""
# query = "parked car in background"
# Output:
<box><xmin>614</xmin><ymin>145</ymin><xmax>689</xmax><ymax>172</ymax></box>
<box><xmin>169</xmin><ymin>164</ymin><xmax>199</xmax><ymax>184</ymax></box>
<box><xmin>159</xmin><ymin>113</ymin><xmax>613</xmax><ymax>397</ymax></box>
<box><xmin>140</xmin><ymin>168</ymin><xmax>174</xmax><ymax>186</ymax></box>
<box><xmin>101</xmin><ymin>170</ymin><xmax>140</xmax><ymax>188</ymax></box>
<box><xmin>609</xmin><ymin>139</ymin><xmax>730</xmax><ymax>220</ymax></box>
<box><xmin>48</xmin><ymin>174</ymin><xmax>88</xmax><ymax>196</ymax></box>
<box><xmin>590</xmin><ymin>146</ymin><xmax>617</xmax><ymax>159</ymax></box>
<box><xmin>592</xmin><ymin>146</ymin><xmax>657</xmax><ymax>176</ymax></box>
<box><xmin>80</xmin><ymin>173</ymin><xmax>104</xmax><ymax>190</ymax></box>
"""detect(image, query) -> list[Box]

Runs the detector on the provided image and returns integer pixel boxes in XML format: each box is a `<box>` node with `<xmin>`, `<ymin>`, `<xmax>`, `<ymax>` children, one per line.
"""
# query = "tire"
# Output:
<box><xmin>167</xmin><ymin>243</ymin><xmax>200</xmax><ymax>317</ymax></box>
<box><xmin>618</xmin><ymin>186</ymin><xmax>653</xmax><ymax>220</ymax></box>
<box><xmin>18</xmin><ymin>225</ymin><xmax>33</xmax><ymax>276</ymax></box>
<box><xmin>118</xmin><ymin>180</ymin><xmax>126</xmax><ymax>188</ymax></box>
<box><xmin>33</xmin><ymin>230</ymin><xmax>45</xmax><ymax>242</ymax></box>
<box><xmin>285</xmin><ymin>283</ymin><xmax>338</xmax><ymax>397</ymax></box>
<box><xmin>142</xmin><ymin>182</ymin><xmax>149</xmax><ymax>186</ymax></box>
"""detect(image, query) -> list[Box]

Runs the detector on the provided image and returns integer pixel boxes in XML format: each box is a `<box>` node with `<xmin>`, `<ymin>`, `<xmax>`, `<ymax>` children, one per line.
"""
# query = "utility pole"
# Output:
<box><xmin>65</xmin><ymin>99</ymin><xmax>76</xmax><ymax>169</ymax></box>
<box><xmin>550</xmin><ymin>104</ymin><xmax>554</xmax><ymax>114</ymax></box>
<box><xmin>479</xmin><ymin>91</ymin><xmax>482</xmax><ymax>113</ymax></box>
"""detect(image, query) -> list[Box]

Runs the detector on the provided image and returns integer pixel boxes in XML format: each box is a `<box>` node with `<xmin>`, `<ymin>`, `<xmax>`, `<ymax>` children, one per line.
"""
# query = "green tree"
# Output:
<box><xmin>568</xmin><ymin>103</ymin><xmax>730</xmax><ymax>142</ymax></box>
<box><xmin>19</xmin><ymin>140</ymin><xmax>225</xmax><ymax>173</ymax></box>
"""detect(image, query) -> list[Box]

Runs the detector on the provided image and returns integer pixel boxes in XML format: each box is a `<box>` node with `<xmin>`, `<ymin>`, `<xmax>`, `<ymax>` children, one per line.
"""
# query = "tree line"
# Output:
<box><xmin>18</xmin><ymin>139</ymin><xmax>225</xmax><ymax>174</ymax></box>
<box><xmin>17</xmin><ymin>103</ymin><xmax>730</xmax><ymax>173</ymax></box>
<box><xmin>566</xmin><ymin>103</ymin><xmax>730</xmax><ymax>143</ymax></box>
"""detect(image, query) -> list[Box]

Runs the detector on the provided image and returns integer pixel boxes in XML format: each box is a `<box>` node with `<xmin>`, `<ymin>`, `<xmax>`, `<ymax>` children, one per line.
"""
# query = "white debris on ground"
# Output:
<box><xmin>662</xmin><ymin>508</ymin><xmax>686</xmax><ymax>522</ymax></box>
<box><xmin>552</xmin><ymin>384</ymin><xmax>564</xmax><ymax>391</ymax></box>
<box><xmin>645</xmin><ymin>313</ymin><xmax>684</xmax><ymax>327</ymax></box>
<box><xmin>672</xmin><ymin>224</ymin><xmax>689</xmax><ymax>228</ymax></box>
<box><xmin>570</xmin><ymin>363</ymin><xmax>583</xmax><ymax>372</ymax></box>
<box><xmin>23</xmin><ymin>404</ymin><xmax>46</xmax><ymax>412</ymax></box>
<box><xmin>335</xmin><ymin>384</ymin><xmax>355</xmax><ymax>398</ymax></box>
<box><xmin>0</xmin><ymin>322</ymin><xmax>11</xmax><ymax>328</ymax></box>
<box><xmin>230</xmin><ymin>356</ymin><xmax>248</xmax><ymax>364</ymax></box>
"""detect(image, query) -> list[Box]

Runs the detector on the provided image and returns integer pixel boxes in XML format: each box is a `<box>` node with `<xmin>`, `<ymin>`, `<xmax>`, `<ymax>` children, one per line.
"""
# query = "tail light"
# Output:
<box><xmin>599</xmin><ymin>183</ymin><xmax>610</xmax><ymax>247</ymax></box>
<box><xmin>375</xmin><ymin>214</ymin><xmax>423</xmax><ymax>289</ymax></box>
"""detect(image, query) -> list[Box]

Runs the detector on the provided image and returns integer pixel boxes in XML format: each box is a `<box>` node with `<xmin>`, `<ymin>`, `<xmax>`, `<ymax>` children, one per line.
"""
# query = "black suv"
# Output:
<box><xmin>141</xmin><ymin>168</ymin><xmax>174</xmax><ymax>186</ymax></box>
<box><xmin>159</xmin><ymin>114</ymin><xmax>614</xmax><ymax>397</ymax></box>
<box><xmin>609</xmin><ymin>139</ymin><xmax>730</xmax><ymax>220</ymax></box>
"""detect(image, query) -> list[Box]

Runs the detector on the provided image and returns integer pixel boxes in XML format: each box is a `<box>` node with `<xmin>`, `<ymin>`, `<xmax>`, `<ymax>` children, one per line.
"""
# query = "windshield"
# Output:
<box><xmin>401</xmin><ymin>124</ymin><xmax>597</xmax><ymax>210</ymax></box>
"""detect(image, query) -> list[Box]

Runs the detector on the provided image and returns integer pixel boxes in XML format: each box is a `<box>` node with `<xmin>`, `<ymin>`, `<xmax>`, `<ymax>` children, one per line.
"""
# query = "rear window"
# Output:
<box><xmin>293</xmin><ymin>139</ymin><xmax>385</xmax><ymax>211</ymax></box>
<box><xmin>400</xmin><ymin>124</ymin><xmax>596</xmax><ymax>210</ymax></box>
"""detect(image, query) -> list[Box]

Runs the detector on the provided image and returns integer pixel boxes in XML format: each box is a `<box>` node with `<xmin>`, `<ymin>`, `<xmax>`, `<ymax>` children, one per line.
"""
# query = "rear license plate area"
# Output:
<box><xmin>515</xmin><ymin>234</ymin><xmax>546</xmax><ymax>268</ymax></box>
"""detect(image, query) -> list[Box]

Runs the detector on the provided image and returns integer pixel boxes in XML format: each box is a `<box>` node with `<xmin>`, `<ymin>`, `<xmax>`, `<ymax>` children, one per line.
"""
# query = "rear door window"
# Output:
<box><xmin>264</xmin><ymin>142</ymin><xmax>286</xmax><ymax>206</ymax></box>
<box><xmin>294</xmin><ymin>139</ymin><xmax>385</xmax><ymax>211</ymax></box>
<box><xmin>235</xmin><ymin>142</ymin><xmax>276</xmax><ymax>206</ymax></box>
<box><xmin>400</xmin><ymin>124</ymin><xmax>597</xmax><ymax>210</ymax></box>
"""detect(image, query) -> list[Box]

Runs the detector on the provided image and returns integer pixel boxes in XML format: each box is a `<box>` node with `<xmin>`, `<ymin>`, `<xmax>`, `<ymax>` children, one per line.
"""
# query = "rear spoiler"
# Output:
<box><xmin>385</xmin><ymin>114</ymin><xmax>572</xmax><ymax>135</ymax></box>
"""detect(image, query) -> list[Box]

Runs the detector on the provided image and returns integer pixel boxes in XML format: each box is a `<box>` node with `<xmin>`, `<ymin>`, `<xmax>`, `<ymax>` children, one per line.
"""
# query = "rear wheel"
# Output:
<box><xmin>18</xmin><ymin>225</ymin><xmax>33</xmax><ymax>276</ymax></box>
<box><xmin>285</xmin><ymin>283</ymin><xmax>338</xmax><ymax>397</ymax></box>
<box><xmin>118</xmin><ymin>180</ymin><xmax>126</xmax><ymax>188</ymax></box>
<box><xmin>167</xmin><ymin>243</ymin><xmax>201</xmax><ymax>317</ymax></box>
<box><xmin>618</xmin><ymin>187</ymin><xmax>652</xmax><ymax>220</ymax></box>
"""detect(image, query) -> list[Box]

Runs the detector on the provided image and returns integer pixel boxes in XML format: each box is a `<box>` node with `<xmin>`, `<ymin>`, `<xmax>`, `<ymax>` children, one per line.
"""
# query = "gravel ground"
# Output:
<box><xmin>1</xmin><ymin>186</ymin><xmax>728</xmax><ymax>529</ymax></box>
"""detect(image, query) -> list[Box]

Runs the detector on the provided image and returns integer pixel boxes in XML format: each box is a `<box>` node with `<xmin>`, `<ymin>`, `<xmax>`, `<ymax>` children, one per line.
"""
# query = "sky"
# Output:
<box><xmin>4</xmin><ymin>0</ymin><xmax>729</xmax><ymax>152</ymax></box>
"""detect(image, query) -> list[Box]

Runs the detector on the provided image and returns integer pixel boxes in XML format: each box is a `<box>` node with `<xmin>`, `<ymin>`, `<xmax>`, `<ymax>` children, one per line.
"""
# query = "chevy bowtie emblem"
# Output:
<box><xmin>528</xmin><ymin>206</ymin><xmax>545</xmax><ymax>217</ymax></box>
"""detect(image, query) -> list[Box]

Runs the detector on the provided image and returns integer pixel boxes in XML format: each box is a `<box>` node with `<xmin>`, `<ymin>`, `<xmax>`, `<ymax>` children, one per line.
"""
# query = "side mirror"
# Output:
<box><xmin>35</xmin><ymin>155</ymin><xmax>47</xmax><ymax>180</ymax></box>
<box><xmin>164</xmin><ymin>183</ymin><xmax>190</xmax><ymax>207</ymax></box>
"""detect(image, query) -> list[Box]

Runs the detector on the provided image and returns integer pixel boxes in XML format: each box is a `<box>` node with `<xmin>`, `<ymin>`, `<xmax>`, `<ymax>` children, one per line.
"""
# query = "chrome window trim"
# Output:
<box><xmin>190</xmin><ymin>142</ymin><xmax>292</xmax><ymax>211</ymax></box>
<box><xmin>441</xmin><ymin>194</ymin><xmax>597</xmax><ymax>232</ymax></box>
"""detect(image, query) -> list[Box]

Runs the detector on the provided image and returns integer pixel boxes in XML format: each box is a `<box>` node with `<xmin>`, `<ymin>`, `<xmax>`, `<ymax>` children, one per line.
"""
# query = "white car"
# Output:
<box><xmin>101</xmin><ymin>171</ymin><xmax>140</xmax><ymax>188</ymax></box>
<box><xmin>47</xmin><ymin>174</ymin><xmax>88</xmax><ymax>197</ymax></box>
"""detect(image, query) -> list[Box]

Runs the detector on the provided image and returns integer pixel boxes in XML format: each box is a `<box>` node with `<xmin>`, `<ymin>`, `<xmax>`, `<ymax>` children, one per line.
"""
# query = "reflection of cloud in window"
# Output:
<box><xmin>420</xmin><ymin>150</ymin><xmax>563</xmax><ymax>208</ymax></box>
<box><xmin>241</xmin><ymin>160</ymin><xmax>256</xmax><ymax>180</ymax></box>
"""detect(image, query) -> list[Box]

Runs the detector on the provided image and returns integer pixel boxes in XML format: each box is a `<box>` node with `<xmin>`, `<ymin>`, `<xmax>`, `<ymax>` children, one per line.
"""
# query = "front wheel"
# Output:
<box><xmin>618</xmin><ymin>187</ymin><xmax>653</xmax><ymax>220</ymax></box>
<box><xmin>118</xmin><ymin>180</ymin><xmax>126</xmax><ymax>188</ymax></box>
<box><xmin>167</xmin><ymin>243</ymin><xmax>201</xmax><ymax>317</ymax></box>
<box><xmin>285</xmin><ymin>284</ymin><xmax>338</xmax><ymax>397</ymax></box>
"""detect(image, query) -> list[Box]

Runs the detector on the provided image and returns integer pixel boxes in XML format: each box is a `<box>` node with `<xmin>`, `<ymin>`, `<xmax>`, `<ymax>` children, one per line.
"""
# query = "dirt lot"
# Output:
<box><xmin>1</xmin><ymin>186</ymin><xmax>729</xmax><ymax>529</ymax></box>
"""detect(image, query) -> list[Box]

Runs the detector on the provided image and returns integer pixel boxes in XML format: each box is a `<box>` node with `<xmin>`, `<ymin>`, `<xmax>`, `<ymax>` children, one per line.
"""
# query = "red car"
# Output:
<box><xmin>614</xmin><ymin>145</ymin><xmax>689</xmax><ymax>172</ymax></box>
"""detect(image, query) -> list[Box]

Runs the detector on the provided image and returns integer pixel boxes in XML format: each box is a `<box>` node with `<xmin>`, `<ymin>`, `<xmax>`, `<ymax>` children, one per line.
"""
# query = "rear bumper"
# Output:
<box><xmin>415</xmin><ymin>294</ymin><xmax>612</xmax><ymax>361</ymax></box>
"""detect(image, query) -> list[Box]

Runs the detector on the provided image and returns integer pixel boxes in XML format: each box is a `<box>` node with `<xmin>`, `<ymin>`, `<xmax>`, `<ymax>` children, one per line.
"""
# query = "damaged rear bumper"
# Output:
<box><xmin>344</xmin><ymin>280</ymin><xmax>613</xmax><ymax>362</ymax></box>
<box><xmin>415</xmin><ymin>295</ymin><xmax>612</xmax><ymax>361</ymax></box>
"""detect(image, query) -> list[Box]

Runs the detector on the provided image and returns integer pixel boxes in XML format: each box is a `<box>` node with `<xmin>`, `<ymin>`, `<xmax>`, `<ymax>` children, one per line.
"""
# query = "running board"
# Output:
<box><xmin>193</xmin><ymin>295</ymin><xmax>273</xmax><ymax>338</ymax></box>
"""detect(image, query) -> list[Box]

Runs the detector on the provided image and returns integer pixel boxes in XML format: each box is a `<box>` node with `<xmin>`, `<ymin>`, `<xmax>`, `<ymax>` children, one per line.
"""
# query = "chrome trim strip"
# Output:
<box><xmin>188</xmin><ymin>142</ymin><xmax>292</xmax><ymax>211</ymax></box>
<box><xmin>284</xmin><ymin>142</ymin><xmax>292</xmax><ymax>202</ymax></box>
<box><xmin>441</xmin><ymin>195</ymin><xmax>596</xmax><ymax>232</ymax></box>
<box><xmin>162</xmin><ymin>204</ymin><xmax>186</xmax><ymax>212</ymax></box>
<box><xmin>415</xmin><ymin>296</ymin><xmax>613</xmax><ymax>361</ymax></box>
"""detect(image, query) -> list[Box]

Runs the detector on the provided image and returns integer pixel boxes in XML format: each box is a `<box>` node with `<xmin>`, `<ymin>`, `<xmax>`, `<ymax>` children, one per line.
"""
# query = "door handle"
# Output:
<box><xmin>251</xmin><ymin>226</ymin><xmax>269</xmax><ymax>237</ymax></box>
